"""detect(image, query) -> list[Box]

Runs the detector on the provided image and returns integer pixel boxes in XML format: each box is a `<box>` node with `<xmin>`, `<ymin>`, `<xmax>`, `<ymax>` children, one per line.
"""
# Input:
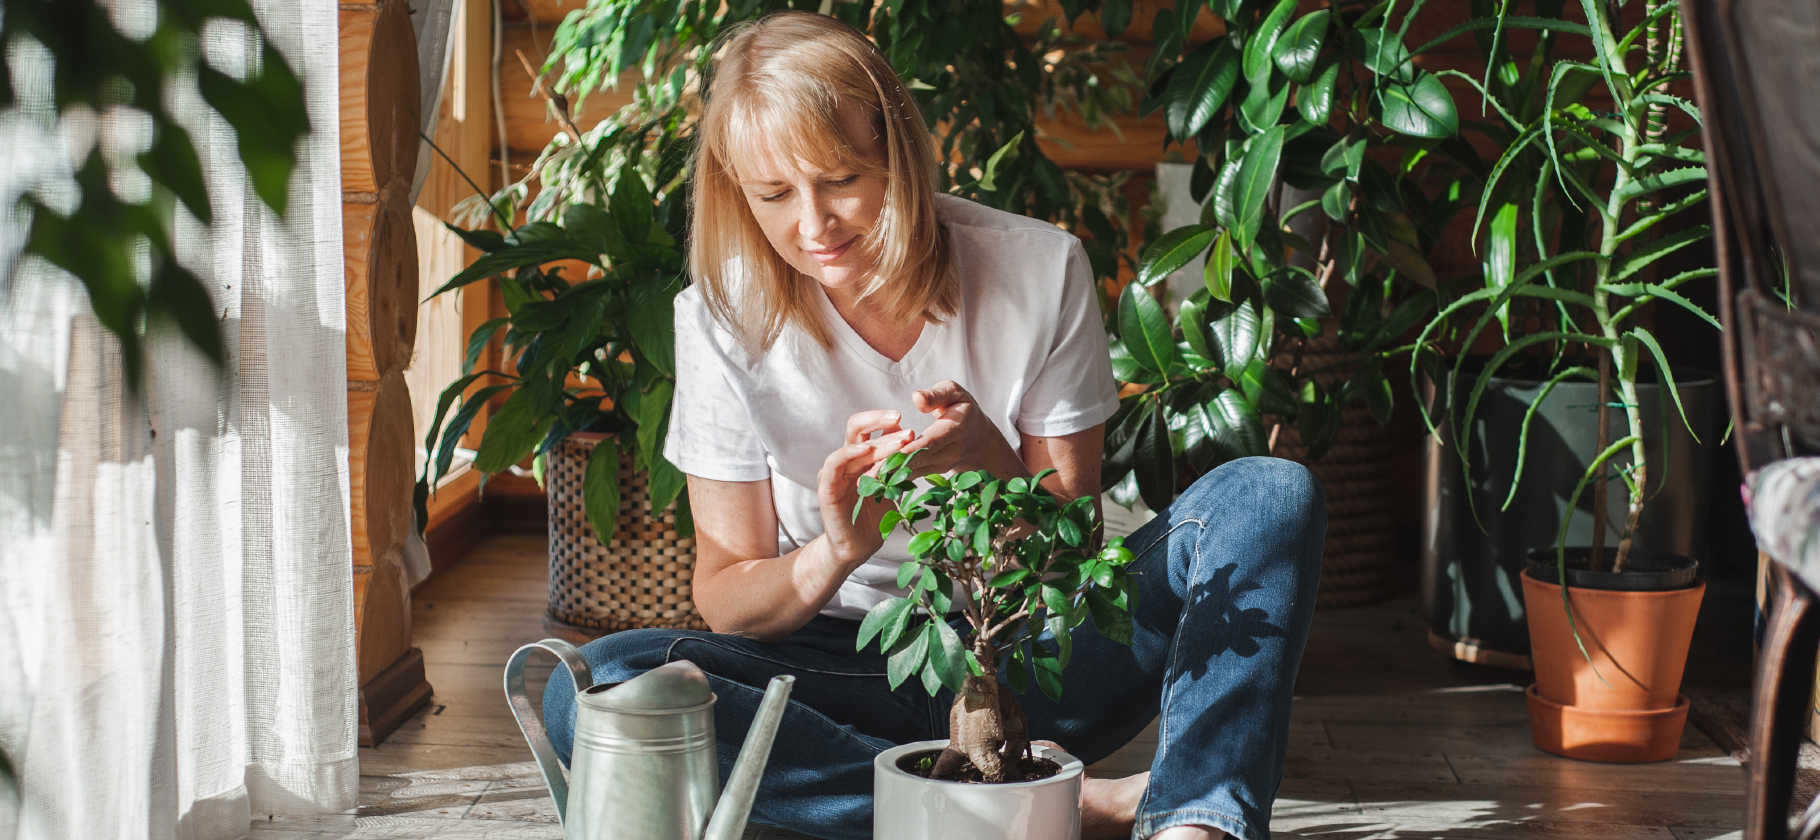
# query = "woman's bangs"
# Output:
<box><xmin>717</xmin><ymin>86</ymin><xmax>882</xmax><ymax>183</ymax></box>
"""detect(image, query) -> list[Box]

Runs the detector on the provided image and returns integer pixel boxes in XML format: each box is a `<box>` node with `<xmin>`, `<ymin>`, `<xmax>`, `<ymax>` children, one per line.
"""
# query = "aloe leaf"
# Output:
<box><xmin>1629</xmin><ymin>327</ymin><xmax>1699</xmax><ymax>441</ymax></box>
<box><xmin>1486</xmin><ymin>203</ymin><xmax>1518</xmax><ymax>337</ymax></box>
<box><xmin>1470</xmin><ymin>120</ymin><xmax>1541</xmax><ymax>245</ymax></box>
<box><xmin>1502</xmin><ymin>366</ymin><xmax>1598</xmax><ymax>510</ymax></box>
<box><xmin>1610</xmin><ymin>225</ymin><xmax>1710</xmax><ymax>282</ymax></box>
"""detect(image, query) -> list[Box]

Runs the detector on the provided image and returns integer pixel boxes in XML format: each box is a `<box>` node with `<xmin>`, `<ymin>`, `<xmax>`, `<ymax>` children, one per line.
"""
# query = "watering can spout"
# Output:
<box><xmin>703</xmin><ymin>675</ymin><xmax>795</xmax><ymax>840</ymax></box>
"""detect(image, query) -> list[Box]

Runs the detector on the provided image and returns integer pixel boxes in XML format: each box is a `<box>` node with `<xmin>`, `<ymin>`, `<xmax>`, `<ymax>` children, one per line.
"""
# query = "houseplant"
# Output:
<box><xmin>1408</xmin><ymin>0</ymin><xmax>1717</xmax><ymax>760</ymax></box>
<box><xmin>419</xmin><ymin>0</ymin><xmax>1153</xmax><ymax>634</ymax></box>
<box><xmin>853</xmin><ymin>451</ymin><xmax>1136</xmax><ymax>837</ymax></box>
<box><xmin>1108</xmin><ymin>0</ymin><xmax>1474</xmax><ymax>602</ymax></box>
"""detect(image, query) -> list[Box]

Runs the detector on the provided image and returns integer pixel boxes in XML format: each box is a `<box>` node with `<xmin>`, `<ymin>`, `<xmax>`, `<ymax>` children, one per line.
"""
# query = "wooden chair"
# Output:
<box><xmin>1677</xmin><ymin>0</ymin><xmax>1820</xmax><ymax>835</ymax></box>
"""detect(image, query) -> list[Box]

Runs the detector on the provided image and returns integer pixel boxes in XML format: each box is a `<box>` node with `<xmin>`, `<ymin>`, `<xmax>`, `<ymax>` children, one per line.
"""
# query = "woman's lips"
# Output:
<box><xmin>807</xmin><ymin>236</ymin><xmax>855</xmax><ymax>263</ymax></box>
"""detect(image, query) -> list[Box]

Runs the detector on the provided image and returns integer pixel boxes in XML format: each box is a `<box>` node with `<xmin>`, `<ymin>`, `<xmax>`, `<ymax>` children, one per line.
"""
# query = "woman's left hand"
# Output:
<box><xmin>901</xmin><ymin>380</ymin><xmax>1027</xmax><ymax>479</ymax></box>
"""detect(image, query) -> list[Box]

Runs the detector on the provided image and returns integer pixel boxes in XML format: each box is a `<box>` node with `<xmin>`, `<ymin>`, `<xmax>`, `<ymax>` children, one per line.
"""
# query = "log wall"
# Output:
<box><xmin>342</xmin><ymin>0</ymin><xmax>433</xmax><ymax>747</ymax></box>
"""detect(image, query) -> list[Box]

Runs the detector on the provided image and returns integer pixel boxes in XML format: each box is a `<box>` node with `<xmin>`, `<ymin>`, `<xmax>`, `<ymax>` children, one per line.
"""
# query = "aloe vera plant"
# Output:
<box><xmin>854</xmin><ymin>452</ymin><xmax>1136</xmax><ymax>783</ymax></box>
<box><xmin>1409</xmin><ymin>0</ymin><xmax>1714</xmax><ymax>577</ymax></box>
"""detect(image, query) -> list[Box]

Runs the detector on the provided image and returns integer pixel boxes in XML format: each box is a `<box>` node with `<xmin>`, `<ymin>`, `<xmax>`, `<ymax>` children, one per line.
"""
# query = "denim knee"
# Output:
<box><xmin>541</xmin><ymin>628</ymin><xmax>698</xmax><ymax>764</ymax></box>
<box><xmin>1173</xmin><ymin>456</ymin><xmax>1324</xmax><ymax>532</ymax></box>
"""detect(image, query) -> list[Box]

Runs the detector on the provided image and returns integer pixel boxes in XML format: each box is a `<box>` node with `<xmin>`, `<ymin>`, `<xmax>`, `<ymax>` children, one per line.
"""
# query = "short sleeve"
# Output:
<box><xmin>1015</xmin><ymin>240</ymin><xmax>1121</xmax><ymax>438</ymax></box>
<box><xmin>662</xmin><ymin>292</ymin><xmax>772</xmax><ymax>482</ymax></box>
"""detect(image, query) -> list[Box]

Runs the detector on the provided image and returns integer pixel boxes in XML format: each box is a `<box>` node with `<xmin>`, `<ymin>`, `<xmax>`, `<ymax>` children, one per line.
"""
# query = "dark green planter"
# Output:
<box><xmin>1421</xmin><ymin>364</ymin><xmax>1720</xmax><ymax>663</ymax></box>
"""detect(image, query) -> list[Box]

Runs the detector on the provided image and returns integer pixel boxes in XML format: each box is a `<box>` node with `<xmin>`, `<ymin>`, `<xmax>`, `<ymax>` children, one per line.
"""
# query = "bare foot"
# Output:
<box><xmin>1150</xmin><ymin>826</ymin><xmax>1226</xmax><ymax>840</ymax></box>
<box><xmin>1079</xmin><ymin>773</ymin><xmax>1149</xmax><ymax>840</ymax></box>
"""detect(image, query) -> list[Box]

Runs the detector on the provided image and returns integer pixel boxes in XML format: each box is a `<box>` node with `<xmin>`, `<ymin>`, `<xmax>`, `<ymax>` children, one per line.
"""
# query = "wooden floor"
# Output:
<box><xmin>253</xmin><ymin>533</ymin><xmax>1748</xmax><ymax>839</ymax></box>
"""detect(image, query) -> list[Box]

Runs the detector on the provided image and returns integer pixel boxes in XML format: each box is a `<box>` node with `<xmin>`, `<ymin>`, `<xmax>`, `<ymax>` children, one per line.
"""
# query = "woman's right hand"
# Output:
<box><xmin>818</xmin><ymin>410</ymin><xmax>915</xmax><ymax>569</ymax></box>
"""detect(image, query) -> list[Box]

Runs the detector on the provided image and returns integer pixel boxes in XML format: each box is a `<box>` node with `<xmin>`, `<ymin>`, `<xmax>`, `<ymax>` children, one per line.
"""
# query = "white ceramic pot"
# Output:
<box><xmin>873</xmin><ymin>739</ymin><xmax>1083</xmax><ymax>840</ymax></box>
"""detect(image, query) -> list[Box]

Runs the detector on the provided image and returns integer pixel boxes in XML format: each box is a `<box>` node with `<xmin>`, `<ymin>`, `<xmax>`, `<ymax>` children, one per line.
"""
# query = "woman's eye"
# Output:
<box><xmin>831</xmin><ymin>175</ymin><xmax>860</xmax><ymax>186</ymax></box>
<box><xmin>759</xmin><ymin>191</ymin><xmax>789</xmax><ymax>203</ymax></box>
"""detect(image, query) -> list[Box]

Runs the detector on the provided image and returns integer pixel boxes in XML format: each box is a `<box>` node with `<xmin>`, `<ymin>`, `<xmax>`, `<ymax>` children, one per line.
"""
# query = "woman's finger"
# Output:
<box><xmin>845</xmin><ymin>409</ymin><xmax>904</xmax><ymax>444</ymax></box>
<box><xmin>912</xmin><ymin>380</ymin><xmax>972</xmax><ymax>414</ymax></box>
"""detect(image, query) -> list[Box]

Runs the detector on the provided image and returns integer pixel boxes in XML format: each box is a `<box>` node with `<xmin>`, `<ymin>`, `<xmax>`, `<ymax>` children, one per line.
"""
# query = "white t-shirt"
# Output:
<box><xmin>663</xmin><ymin>193</ymin><xmax>1121</xmax><ymax>620</ymax></box>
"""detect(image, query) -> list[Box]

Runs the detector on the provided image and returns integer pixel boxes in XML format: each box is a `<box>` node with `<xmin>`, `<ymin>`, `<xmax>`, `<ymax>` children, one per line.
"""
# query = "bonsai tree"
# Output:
<box><xmin>1104</xmin><ymin>0</ymin><xmax>1476</xmax><ymax>511</ymax></box>
<box><xmin>1409</xmin><ymin>0</ymin><xmax>1714</xmax><ymax>582</ymax></box>
<box><xmin>853</xmin><ymin>452</ymin><xmax>1137</xmax><ymax>783</ymax></box>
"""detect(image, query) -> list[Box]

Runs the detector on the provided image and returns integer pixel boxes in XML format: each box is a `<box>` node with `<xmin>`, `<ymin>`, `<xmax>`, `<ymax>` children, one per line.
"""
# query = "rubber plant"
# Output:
<box><xmin>3</xmin><ymin>0</ymin><xmax>308</xmax><ymax>387</ymax></box>
<box><xmin>854</xmin><ymin>451</ymin><xmax>1136</xmax><ymax>782</ymax></box>
<box><xmin>420</xmin><ymin>0</ymin><xmax>1157</xmax><ymax>542</ymax></box>
<box><xmin>1106</xmin><ymin>0</ymin><xmax>1477</xmax><ymax>512</ymax></box>
<box><xmin>1406</xmin><ymin>0</ymin><xmax>1712</xmax><ymax>584</ymax></box>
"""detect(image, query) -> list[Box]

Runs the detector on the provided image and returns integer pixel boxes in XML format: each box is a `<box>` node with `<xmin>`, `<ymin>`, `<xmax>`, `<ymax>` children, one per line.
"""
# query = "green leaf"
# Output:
<box><xmin>583</xmin><ymin>437</ymin><xmax>623</xmax><ymax>544</ymax></box>
<box><xmin>473</xmin><ymin>388</ymin><xmax>554</xmax><ymax>474</ymax></box>
<box><xmin>563</xmin><ymin>203</ymin><xmax>626</xmax><ymax>260</ymax></box>
<box><xmin>978</xmin><ymin>131</ymin><xmax>1025</xmax><ymax>191</ymax></box>
<box><xmin>1031</xmin><ymin>644</ymin><xmax>1064</xmax><ymax>702</ymax></box>
<box><xmin>1273</xmin><ymin>10</ymin><xmax>1329</xmax><ymax>84</ymax></box>
<box><xmin>1610</xmin><ymin>225</ymin><xmax>1710</xmax><ymax>282</ymax></box>
<box><xmin>1486</xmin><ymin>203</ymin><xmax>1518</xmax><ymax>336</ymax></box>
<box><xmin>857</xmin><ymin>596</ymin><xmax>909</xmax><ymax>652</ymax></box>
<box><xmin>1233</xmin><ymin>126</ymin><xmax>1287</xmax><ymax>251</ymax></box>
<box><xmin>989</xmin><ymin>567</ymin><xmax>1033</xmax><ymax>587</ymax></box>
<box><xmin>1199</xmin><ymin>388</ymin><xmax>1269</xmax><ymax>461</ymax></box>
<box><xmin>463</xmin><ymin>318</ymin><xmax>508</xmax><ymax>374</ymax></box>
<box><xmin>611</xmin><ymin>170</ymin><xmax>655</xmax><ymax>246</ymax></box>
<box><xmin>907</xmin><ymin>530</ymin><xmax>942</xmax><ymax>557</ymax></box>
<box><xmin>1244</xmin><ymin>0</ymin><xmax>1301</xmax><ymax>80</ymax></box>
<box><xmin>628</xmin><ymin>275</ymin><xmax>680</xmax><ymax>375</ymax></box>
<box><xmin>433</xmin><ymin>242</ymin><xmax>599</xmax><ymax>297</ymax></box>
<box><xmin>1350</xmin><ymin>28</ymin><xmax>1414</xmax><ymax>82</ymax></box>
<box><xmin>1180</xmin><ymin>297</ymin><xmax>1215</xmax><ymax>364</ymax></box>
<box><xmin>1119</xmin><ymin>282</ymin><xmax>1177</xmax><ymax>374</ymax></box>
<box><xmin>1239</xmin><ymin>359</ymin><xmax>1298</xmax><ymax>415</ymax></box>
<box><xmin>929</xmin><ymin>619</ymin><xmax>968</xmax><ymax>692</ymax></box>
<box><xmin>139</xmin><ymin>117</ymin><xmax>212</xmax><ymax>226</ymax></box>
<box><xmin>1237</xmin><ymin>69</ymin><xmax>1291</xmax><ymax>134</ymax></box>
<box><xmin>1412</xmin><ymin>15</ymin><xmax>1591</xmax><ymax>55</ymax></box>
<box><xmin>1204</xmin><ymin>230</ymin><xmax>1237</xmax><ymax>301</ymax></box>
<box><xmin>1207</xmin><ymin>298</ymin><xmax>1262</xmax><ymax>371</ymax></box>
<box><xmin>1376</xmin><ymin>72</ymin><xmax>1458</xmax><ymax>138</ymax></box>
<box><xmin>1138</xmin><ymin>225</ymin><xmax>1218</xmax><ymax>287</ymax></box>
<box><xmin>635</xmin><ymin>380</ymin><xmax>674</xmax><ymax>472</ymax></box>
<box><xmin>886</xmin><ymin>619</ymin><xmax>933</xmax><ymax>690</ymax></box>
<box><xmin>1297</xmin><ymin>60</ymin><xmax>1340</xmax><ymax>125</ymax></box>
<box><xmin>646</xmin><ymin>455</ymin><xmax>686</xmax><ymax>517</ymax></box>
<box><xmin>1086</xmin><ymin>588</ymin><xmax>1135</xmax><ymax>646</ymax></box>
<box><xmin>1133</xmin><ymin>397</ymin><xmax>1176</xmax><ymax>512</ymax></box>
<box><xmin>878</xmin><ymin>509</ymin><xmax>904</xmax><ymax>539</ymax></box>
<box><xmin>1629</xmin><ymin>327</ymin><xmax>1700</xmax><ymax>441</ymax></box>
<box><xmin>1264</xmin><ymin>266</ymin><xmax>1331</xmax><ymax>318</ymax></box>
<box><xmin>1613</xmin><ymin>167</ymin><xmax>1709</xmax><ymax>209</ymax></box>
<box><xmin>1165</xmin><ymin>40</ymin><xmax>1241</xmax><ymax>142</ymax></box>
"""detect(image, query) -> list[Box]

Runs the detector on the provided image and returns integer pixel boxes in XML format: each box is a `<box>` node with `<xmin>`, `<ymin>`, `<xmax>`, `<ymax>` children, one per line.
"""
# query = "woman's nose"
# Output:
<box><xmin>799</xmin><ymin>189</ymin><xmax>837</xmax><ymax>240</ymax></box>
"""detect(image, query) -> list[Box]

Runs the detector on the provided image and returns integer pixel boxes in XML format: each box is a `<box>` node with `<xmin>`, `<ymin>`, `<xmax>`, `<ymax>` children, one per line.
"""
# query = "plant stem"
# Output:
<box><xmin>1590</xmin><ymin>348</ymin><xmax>1611</xmax><ymax>571</ymax></box>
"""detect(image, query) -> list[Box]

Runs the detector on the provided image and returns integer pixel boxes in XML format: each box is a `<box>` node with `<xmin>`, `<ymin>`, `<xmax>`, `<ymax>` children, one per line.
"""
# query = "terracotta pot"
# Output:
<box><xmin>1519</xmin><ymin>557</ymin><xmax>1704</xmax><ymax>763</ymax></box>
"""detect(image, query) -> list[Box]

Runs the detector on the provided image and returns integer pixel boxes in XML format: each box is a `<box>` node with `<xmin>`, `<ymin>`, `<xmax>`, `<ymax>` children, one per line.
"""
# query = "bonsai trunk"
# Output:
<box><xmin>930</xmin><ymin>642</ymin><xmax>1031</xmax><ymax>783</ymax></box>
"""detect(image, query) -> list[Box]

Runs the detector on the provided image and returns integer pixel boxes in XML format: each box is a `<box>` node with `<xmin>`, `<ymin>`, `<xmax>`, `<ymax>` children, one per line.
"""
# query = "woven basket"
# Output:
<box><xmin>1271</xmin><ymin>336</ymin><xmax>1403</xmax><ymax>608</ymax></box>
<box><xmin>544</xmin><ymin>433</ymin><xmax>706</xmax><ymax>640</ymax></box>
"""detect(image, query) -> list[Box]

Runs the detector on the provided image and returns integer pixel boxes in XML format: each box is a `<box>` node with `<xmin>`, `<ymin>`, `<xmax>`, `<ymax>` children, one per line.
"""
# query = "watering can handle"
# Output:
<box><xmin>503</xmin><ymin>639</ymin><xmax>594</xmax><ymax>828</ymax></box>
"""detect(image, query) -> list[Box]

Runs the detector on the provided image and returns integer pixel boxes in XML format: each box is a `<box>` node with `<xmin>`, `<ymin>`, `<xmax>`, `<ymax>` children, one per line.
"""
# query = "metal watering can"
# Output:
<box><xmin>504</xmin><ymin>639</ymin><xmax>795</xmax><ymax>840</ymax></box>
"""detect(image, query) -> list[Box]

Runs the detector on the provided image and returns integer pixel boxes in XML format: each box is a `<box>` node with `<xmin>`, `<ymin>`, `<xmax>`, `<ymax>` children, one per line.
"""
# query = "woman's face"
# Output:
<box><xmin>737</xmin><ymin>103</ymin><xmax>888</xmax><ymax>297</ymax></box>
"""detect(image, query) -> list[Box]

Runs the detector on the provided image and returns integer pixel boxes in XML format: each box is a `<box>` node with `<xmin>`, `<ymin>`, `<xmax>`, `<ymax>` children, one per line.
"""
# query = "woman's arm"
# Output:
<box><xmin>690</xmin><ymin>411</ymin><xmax>913</xmax><ymax>640</ymax></box>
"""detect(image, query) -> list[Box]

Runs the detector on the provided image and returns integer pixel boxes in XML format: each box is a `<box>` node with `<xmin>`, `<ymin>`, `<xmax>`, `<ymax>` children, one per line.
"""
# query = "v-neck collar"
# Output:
<box><xmin>812</xmin><ymin>283</ymin><xmax>945</xmax><ymax>376</ymax></box>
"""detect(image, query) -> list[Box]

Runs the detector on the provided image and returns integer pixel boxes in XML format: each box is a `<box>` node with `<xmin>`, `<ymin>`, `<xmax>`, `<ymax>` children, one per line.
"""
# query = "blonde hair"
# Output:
<box><xmin>690</xmin><ymin>11</ymin><xmax>955</xmax><ymax>352</ymax></box>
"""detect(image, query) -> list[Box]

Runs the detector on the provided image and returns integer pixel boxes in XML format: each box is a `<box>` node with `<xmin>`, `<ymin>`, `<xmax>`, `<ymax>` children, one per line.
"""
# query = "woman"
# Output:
<box><xmin>543</xmin><ymin>12</ymin><xmax>1325</xmax><ymax>840</ymax></box>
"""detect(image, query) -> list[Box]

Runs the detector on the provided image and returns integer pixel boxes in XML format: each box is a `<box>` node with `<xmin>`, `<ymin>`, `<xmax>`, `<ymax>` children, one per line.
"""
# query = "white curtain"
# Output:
<box><xmin>0</xmin><ymin>1</ymin><xmax>358</xmax><ymax>838</ymax></box>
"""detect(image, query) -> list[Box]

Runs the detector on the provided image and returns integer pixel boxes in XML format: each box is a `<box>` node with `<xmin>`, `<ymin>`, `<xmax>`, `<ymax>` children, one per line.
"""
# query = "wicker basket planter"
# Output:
<box><xmin>543</xmin><ymin>432</ymin><xmax>706</xmax><ymax>642</ymax></box>
<box><xmin>1271</xmin><ymin>336</ymin><xmax>1402</xmax><ymax>608</ymax></box>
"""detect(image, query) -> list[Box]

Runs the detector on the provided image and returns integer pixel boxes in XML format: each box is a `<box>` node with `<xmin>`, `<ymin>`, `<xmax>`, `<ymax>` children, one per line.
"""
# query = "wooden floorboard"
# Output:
<box><xmin>253</xmin><ymin>533</ymin><xmax>1751</xmax><ymax>840</ymax></box>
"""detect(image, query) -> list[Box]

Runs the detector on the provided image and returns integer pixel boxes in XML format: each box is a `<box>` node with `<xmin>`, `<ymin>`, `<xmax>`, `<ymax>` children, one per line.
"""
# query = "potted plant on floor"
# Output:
<box><xmin>853</xmin><ymin>452</ymin><xmax>1136</xmax><ymax>838</ymax></box>
<box><xmin>1110</xmin><ymin>0</ymin><xmax>1473</xmax><ymax>604</ymax></box>
<box><xmin>1409</xmin><ymin>0</ymin><xmax>1718</xmax><ymax>761</ymax></box>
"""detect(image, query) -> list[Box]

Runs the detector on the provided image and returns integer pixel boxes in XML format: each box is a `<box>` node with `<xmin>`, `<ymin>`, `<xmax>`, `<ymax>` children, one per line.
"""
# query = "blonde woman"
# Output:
<box><xmin>542</xmin><ymin>12</ymin><xmax>1325</xmax><ymax>840</ymax></box>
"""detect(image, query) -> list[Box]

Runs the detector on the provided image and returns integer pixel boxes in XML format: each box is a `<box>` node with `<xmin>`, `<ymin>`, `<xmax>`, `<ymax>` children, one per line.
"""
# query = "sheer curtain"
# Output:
<box><xmin>0</xmin><ymin>1</ymin><xmax>358</xmax><ymax>838</ymax></box>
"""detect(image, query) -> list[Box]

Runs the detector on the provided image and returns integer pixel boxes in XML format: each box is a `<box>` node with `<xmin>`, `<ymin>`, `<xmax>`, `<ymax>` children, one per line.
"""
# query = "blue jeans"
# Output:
<box><xmin>542</xmin><ymin>457</ymin><xmax>1325</xmax><ymax>840</ymax></box>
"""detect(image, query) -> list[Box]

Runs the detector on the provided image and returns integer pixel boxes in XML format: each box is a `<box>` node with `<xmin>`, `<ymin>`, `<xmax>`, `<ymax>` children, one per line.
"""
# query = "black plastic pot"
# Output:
<box><xmin>1421</xmin><ymin>363</ymin><xmax>1719</xmax><ymax>663</ymax></box>
<box><xmin>1523</xmin><ymin>547</ymin><xmax>1701</xmax><ymax>591</ymax></box>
